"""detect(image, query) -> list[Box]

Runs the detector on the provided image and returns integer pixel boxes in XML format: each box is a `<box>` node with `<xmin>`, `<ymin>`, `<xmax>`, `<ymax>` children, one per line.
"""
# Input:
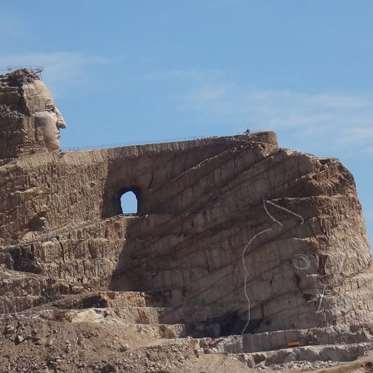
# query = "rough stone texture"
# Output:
<box><xmin>0</xmin><ymin>70</ymin><xmax>372</xmax><ymax>372</ymax></box>
<box><xmin>0</xmin><ymin>69</ymin><xmax>66</xmax><ymax>160</ymax></box>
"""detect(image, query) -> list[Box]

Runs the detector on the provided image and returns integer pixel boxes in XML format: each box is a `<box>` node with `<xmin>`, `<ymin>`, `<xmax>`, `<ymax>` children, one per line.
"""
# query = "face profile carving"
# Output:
<box><xmin>0</xmin><ymin>69</ymin><xmax>67</xmax><ymax>158</ymax></box>
<box><xmin>23</xmin><ymin>79</ymin><xmax>67</xmax><ymax>152</ymax></box>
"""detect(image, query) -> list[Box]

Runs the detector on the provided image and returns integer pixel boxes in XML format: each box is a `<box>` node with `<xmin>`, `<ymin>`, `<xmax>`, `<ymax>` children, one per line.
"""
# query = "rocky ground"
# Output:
<box><xmin>1</xmin><ymin>289</ymin><xmax>373</xmax><ymax>372</ymax></box>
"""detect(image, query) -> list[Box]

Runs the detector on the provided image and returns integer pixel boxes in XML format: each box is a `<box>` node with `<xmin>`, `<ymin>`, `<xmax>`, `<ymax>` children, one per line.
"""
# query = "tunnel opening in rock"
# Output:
<box><xmin>120</xmin><ymin>190</ymin><xmax>139</xmax><ymax>215</ymax></box>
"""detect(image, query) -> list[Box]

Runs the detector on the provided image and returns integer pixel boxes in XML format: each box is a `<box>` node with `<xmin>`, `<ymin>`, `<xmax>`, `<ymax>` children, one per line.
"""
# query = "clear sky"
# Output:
<box><xmin>1</xmin><ymin>1</ymin><xmax>372</xmax><ymax>242</ymax></box>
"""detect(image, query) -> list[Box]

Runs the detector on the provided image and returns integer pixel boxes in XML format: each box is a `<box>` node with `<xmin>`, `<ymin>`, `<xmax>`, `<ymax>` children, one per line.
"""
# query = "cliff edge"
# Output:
<box><xmin>0</xmin><ymin>69</ymin><xmax>372</xmax><ymax>372</ymax></box>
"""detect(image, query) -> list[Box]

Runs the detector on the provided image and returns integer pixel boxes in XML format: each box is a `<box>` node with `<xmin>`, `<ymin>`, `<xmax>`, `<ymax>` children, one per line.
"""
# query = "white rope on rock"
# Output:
<box><xmin>266</xmin><ymin>199</ymin><xmax>305</xmax><ymax>225</ymax></box>
<box><xmin>241</xmin><ymin>198</ymin><xmax>304</xmax><ymax>337</ymax></box>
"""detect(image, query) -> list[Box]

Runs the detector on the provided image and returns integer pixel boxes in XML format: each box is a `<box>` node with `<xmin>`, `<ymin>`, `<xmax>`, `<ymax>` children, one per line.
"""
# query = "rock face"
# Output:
<box><xmin>0</xmin><ymin>69</ymin><xmax>372</xmax><ymax>372</ymax></box>
<box><xmin>0</xmin><ymin>69</ymin><xmax>66</xmax><ymax>159</ymax></box>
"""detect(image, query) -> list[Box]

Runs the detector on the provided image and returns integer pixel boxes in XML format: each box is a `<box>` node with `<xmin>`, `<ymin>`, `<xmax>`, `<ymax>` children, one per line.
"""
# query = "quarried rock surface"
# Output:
<box><xmin>0</xmin><ymin>69</ymin><xmax>372</xmax><ymax>372</ymax></box>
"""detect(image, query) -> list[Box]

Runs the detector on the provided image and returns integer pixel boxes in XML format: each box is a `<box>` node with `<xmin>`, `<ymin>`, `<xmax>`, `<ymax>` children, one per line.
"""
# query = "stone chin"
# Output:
<box><xmin>33</xmin><ymin>111</ymin><xmax>63</xmax><ymax>152</ymax></box>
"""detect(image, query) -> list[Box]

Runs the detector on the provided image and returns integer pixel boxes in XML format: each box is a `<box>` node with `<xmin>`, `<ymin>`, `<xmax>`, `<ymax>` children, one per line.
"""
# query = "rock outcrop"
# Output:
<box><xmin>0</xmin><ymin>69</ymin><xmax>372</xmax><ymax>372</ymax></box>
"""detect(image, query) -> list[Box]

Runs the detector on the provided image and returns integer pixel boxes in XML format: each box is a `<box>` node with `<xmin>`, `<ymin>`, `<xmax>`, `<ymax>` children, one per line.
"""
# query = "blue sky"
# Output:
<box><xmin>1</xmin><ymin>1</ymin><xmax>372</xmax><ymax>242</ymax></box>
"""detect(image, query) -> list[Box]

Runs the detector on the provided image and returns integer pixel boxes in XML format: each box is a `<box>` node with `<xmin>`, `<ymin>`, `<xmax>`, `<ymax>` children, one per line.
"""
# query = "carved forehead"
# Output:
<box><xmin>23</xmin><ymin>80</ymin><xmax>56</xmax><ymax>111</ymax></box>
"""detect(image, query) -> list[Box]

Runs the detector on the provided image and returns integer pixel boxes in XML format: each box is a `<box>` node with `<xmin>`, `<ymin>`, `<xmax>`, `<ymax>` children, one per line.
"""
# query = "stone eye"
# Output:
<box><xmin>45</xmin><ymin>104</ymin><xmax>55</xmax><ymax>112</ymax></box>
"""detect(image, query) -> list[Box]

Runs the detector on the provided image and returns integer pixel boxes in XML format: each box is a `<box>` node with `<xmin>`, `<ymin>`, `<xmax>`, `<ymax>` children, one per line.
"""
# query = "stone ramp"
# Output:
<box><xmin>225</xmin><ymin>342</ymin><xmax>373</xmax><ymax>368</ymax></box>
<box><xmin>197</xmin><ymin>325</ymin><xmax>373</xmax><ymax>354</ymax></box>
<box><xmin>154</xmin><ymin>337</ymin><xmax>373</xmax><ymax>368</ymax></box>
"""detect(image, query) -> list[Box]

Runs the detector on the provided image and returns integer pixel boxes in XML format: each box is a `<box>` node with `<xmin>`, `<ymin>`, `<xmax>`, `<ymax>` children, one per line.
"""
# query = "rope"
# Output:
<box><xmin>266</xmin><ymin>200</ymin><xmax>305</xmax><ymax>225</ymax></box>
<box><xmin>241</xmin><ymin>198</ymin><xmax>304</xmax><ymax>336</ymax></box>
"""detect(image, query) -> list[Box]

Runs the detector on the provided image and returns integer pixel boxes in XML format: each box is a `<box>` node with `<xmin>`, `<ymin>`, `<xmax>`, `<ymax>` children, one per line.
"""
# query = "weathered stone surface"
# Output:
<box><xmin>0</xmin><ymin>69</ymin><xmax>372</xmax><ymax>372</ymax></box>
<box><xmin>0</xmin><ymin>69</ymin><xmax>66</xmax><ymax>159</ymax></box>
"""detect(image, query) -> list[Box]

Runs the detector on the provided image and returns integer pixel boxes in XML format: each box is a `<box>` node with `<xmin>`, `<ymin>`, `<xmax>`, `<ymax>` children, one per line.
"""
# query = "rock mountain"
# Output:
<box><xmin>0</xmin><ymin>69</ymin><xmax>372</xmax><ymax>372</ymax></box>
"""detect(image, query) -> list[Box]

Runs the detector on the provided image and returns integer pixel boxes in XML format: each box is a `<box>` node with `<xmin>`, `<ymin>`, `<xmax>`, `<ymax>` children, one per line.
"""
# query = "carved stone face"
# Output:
<box><xmin>23</xmin><ymin>80</ymin><xmax>67</xmax><ymax>151</ymax></box>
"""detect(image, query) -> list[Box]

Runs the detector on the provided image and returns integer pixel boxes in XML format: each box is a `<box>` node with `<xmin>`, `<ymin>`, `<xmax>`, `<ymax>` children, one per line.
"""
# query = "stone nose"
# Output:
<box><xmin>55</xmin><ymin>107</ymin><xmax>67</xmax><ymax>129</ymax></box>
<box><xmin>57</xmin><ymin>120</ymin><xmax>67</xmax><ymax>129</ymax></box>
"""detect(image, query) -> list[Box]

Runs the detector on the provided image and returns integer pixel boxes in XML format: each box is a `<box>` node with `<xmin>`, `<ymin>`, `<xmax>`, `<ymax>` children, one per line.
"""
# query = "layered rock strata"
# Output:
<box><xmin>0</xmin><ymin>69</ymin><xmax>372</xmax><ymax>372</ymax></box>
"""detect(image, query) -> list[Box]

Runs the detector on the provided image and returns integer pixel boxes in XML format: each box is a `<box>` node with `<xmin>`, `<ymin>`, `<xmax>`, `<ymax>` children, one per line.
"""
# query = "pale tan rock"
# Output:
<box><xmin>0</xmin><ymin>69</ymin><xmax>372</xmax><ymax>372</ymax></box>
<box><xmin>0</xmin><ymin>69</ymin><xmax>66</xmax><ymax>158</ymax></box>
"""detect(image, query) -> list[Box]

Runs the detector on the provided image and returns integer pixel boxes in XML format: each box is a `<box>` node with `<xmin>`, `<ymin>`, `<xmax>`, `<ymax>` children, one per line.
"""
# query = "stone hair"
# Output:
<box><xmin>0</xmin><ymin>68</ymin><xmax>42</xmax><ymax>88</ymax></box>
